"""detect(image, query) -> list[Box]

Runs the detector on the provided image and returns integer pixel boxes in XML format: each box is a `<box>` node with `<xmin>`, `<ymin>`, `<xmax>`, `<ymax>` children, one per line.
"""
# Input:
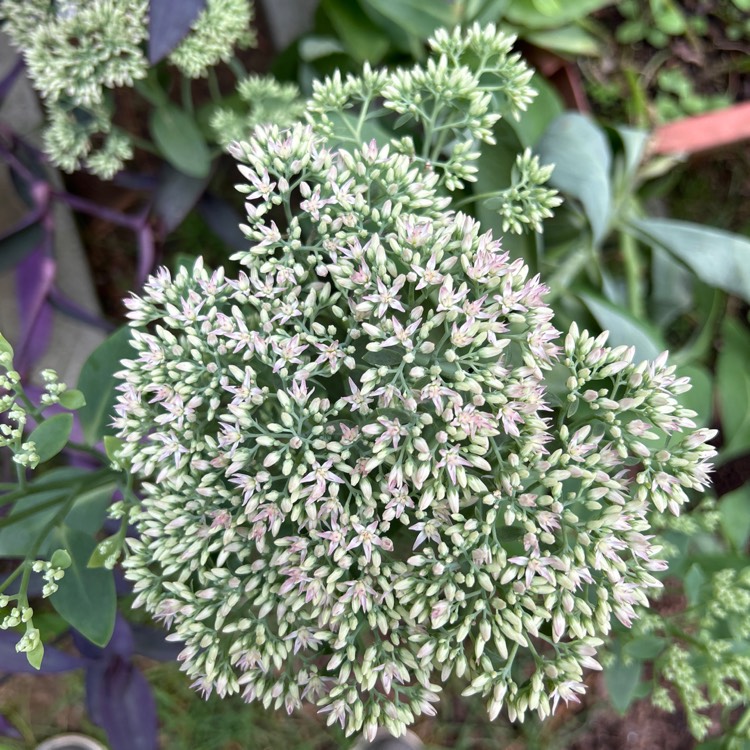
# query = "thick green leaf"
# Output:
<box><xmin>684</xmin><ymin>563</ymin><xmax>707</xmax><ymax>606</ymax></box>
<box><xmin>614</xmin><ymin>126</ymin><xmax>649</xmax><ymax>183</ymax></box>
<box><xmin>649</xmin><ymin>246</ymin><xmax>694</xmax><ymax>327</ymax></box>
<box><xmin>0</xmin><ymin>470</ymin><xmax>114</xmax><ymax>556</ymax></box>
<box><xmin>604</xmin><ymin>650</ymin><xmax>642</xmax><ymax>714</ymax></box>
<box><xmin>579</xmin><ymin>293</ymin><xmax>664</xmax><ymax>363</ymax></box>
<box><xmin>623</xmin><ymin>635</ymin><xmax>666</xmax><ymax>661</ymax></box>
<box><xmin>28</xmin><ymin>413</ymin><xmax>73</xmax><ymax>464</ymax></box>
<box><xmin>64</xmin><ymin>481</ymin><xmax>116</xmax><ymax>536</ymax></box>
<box><xmin>506</xmin><ymin>0</ymin><xmax>615</xmax><ymax>29</ymax></box>
<box><xmin>537</xmin><ymin>113</ymin><xmax>612</xmax><ymax>244</ymax></box>
<box><xmin>361</xmin><ymin>0</ymin><xmax>455</xmax><ymax>40</ymax></box>
<box><xmin>509</xmin><ymin>73</ymin><xmax>563</xmax><ymax>148</ymax></box>
<box><xmin>471</xmin><ymin>0</ymin><xmax>512</xmax><ymax>23</ymax></box>
<box><xmin>321</xmin><ymin>0</ymin><xmax>390</xmax><ymax>63</ymax></box>
<box><xmin>0</xmin><ymin>488</ymin><xmax>68</xmax><ymax>556</ymax></box>
<box><xmin>58</xmin><ymin>389</ymin><xmax>86</xmax><ymax>410</ymax></box>
<box><xmin>632</xmin><ymin>218</ymin><xmax>750</xmax><ymax>303</ymax></box>
<box><xmin>150</xmin><ymin>105</ymin><xmax>211</xmax><ymax>179</ymax></box>
<box><xmin>716</xmin><ymin>318</ymin><xmax>750</xmax><ymax>458</ymax></box>
<box><xmin>299</xmin><ymin>36</ymin><xmax>345</xmax><ymax>61</ymax></box>
<box><xmin>26</xmin><ymin>641</ymin><xmax>44</xmax><ymax>670</ymax></box>
<box><xmin>103</xmin><ymin>435</ymin><xmax>125</xmax><ymax>463</ymax></box>
<box><xmin>719</xmin><ymin>486</ymin><xmax>750</xmax><ymax>553</ymax></box>
<box><xmin>525</xmin><ymin>25</ymin><xmax>601</xmax><ymax>56</ymax></box>
<box><xmin>77</xmin><ymin>327</ymin><xmax>133</xmax><ymax>446</ymax></box>
<box><xmin>474</xmin><ymin>120</ymin><xmax>534</xmax><ymax>262</ymax></box>
<box><xmin>49</xmin><ymin>527</ymin><xmax>116</xmax><ymax>647</ymax></box>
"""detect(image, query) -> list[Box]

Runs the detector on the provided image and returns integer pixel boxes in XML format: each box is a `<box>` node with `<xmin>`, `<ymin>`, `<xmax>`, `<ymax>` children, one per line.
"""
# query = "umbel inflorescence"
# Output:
<box><xmin>114</xmin><ymin>29</ymin><xmax>715</xmax><ymax>740</ymax></box>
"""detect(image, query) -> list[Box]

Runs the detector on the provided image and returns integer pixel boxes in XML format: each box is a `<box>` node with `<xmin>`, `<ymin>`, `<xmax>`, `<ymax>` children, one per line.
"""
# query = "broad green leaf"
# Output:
<box><xmin>716</xmin><ymin>318</ymin><xmax>750</xmax><ymax>458</ymax></box>
<box><xmin>471</xmin><ymin>0</ymin><xmax>512</xmax><ymax>23</ymax></box>
<box><xmin>103</xmin><ymin>435</ymin><xmax>125</xmax><ymax>463</ymax></box>
<box><xmin>649</xmin><ymin>246</ymin><xmax>694</xmax><ymax>327</ymax></box>
<box><xmin>579</xmin><ymin>293</ymin><xmax>664</xmax><ymax>363</ymax></box>
<box><xmin>28</xmin><ymin>413</ymin><xmax>73</xmax><ymax>464</ymax></box>
<box><xmin>77</xmin><ymin>327</ymin><xmax>133</xmax><ymax>446</ymax></box>
<box><xmin>684</xmin><ymin>563</ymin><xmax>707</xmax><ymax>606</ymax></box>
<box><xmin>0</xmin><ymin>470</ymin><xmax>114</xmax><ymax>556</ymax></box>
<box><xmin>623</xmin><ymin>635</ymin><xmax>666</xmax><ymax>661</ymax></box>
<box><xmin>474</xmin><ymin>120</ymin><xmax>534</xmax><ymax>262</ymax></box>
<box><xmin>509</xmin><ymin>73</ymin><xmax>563</xmax><ymax>148</ymax></box>
<box><xmin>298</xmin><ymin>36</ymin><xmax>345</xmax><ymax>61</ymax></box>
<box><xmin>614</xmin><ymin>126</ymin><xmax>649</xmax><ymax>182</ymax></box>
<box><xmin>632</xmin><ymin>218</ymin><xmax>750</xmax><ymax>303</ymax></box>
<box><xmin>0</xmin><ymin>488</ymin><xmax>68</xmax><ymax>556</ymax></box>
<box><xmin>604</xmin><ymin>650</ymin><xmax>642</xmax><ymax>714</ymax></box>
<box><xmin>525</xmin><ymin>25</ymin><xmax>601</xmax><ymax>56</ymax></box>
<box><xmin>675</xmin><ymin>364</ymin><xmax>712</xmax><ymax>428</ymax></box>
<box><xmin>58</xmin><ymin>389</ymin><xmax>86</xmax><ymax>410</ymax></box>
<box><xmin>537</xmin><ymin>113</ymin><xmax>612</xmax><ymax>244</ymax></box>
<box><xmin>321</xmin><ymin>0</ymin><xmax>390</xmax><ymax>63</ymax></box>
<box><xmin>150</xmin><ymin>105</ymin><xmax>211</xmax><ymax>179</ymax></box>
<box><xmin>719</xmin><ymin>486</ymin><xmax>750</xmax><ymax>553</ymax></box>
<box><xmin>361</xmin><ymin>0</ymin><xmax>455</xmax><ymax>40</ymax></box>
<box><xmin>505</xmin><ymin>0</ymin><xmax>615</xmax><ymax>29</ymax></box>
<box><xmin>27</xmin><ymin>641</ymin><xmax>44</xmax><ymax>670</ymax></box>
<box><xmin>49</xmin><ymin>527</ymin><xmax>116</xmax><ymax>647</ymax></box>
<box><xmin>64</xmin><ymin>481</ymin><xmax>116</xmax><ymax>536</ymax></box>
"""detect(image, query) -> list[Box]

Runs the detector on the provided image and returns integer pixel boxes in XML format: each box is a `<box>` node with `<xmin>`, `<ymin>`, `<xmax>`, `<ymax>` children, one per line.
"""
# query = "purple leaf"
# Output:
<box><xmin>136</xmin><ymin>224</ymin><xmax>156</xmax><ymax>286</ymax></box>
<box><xmin>0</xmin><ymin>57</ymin><xmax>24</xmax><ymax>104</ymax></box>
<box><xmin>0</xmin><ymin>631</ymin><xmax>83</xmax><ymax>674</ymax></box>
<box><xmin>86</xmin><ymin>657</ymin><xmax>159</xmax><ymax>750</ymax></box>
<box><xmin>131</xmin><ymin>623</ymin><xmax>183</xmax><ymax>661</ymax></box>
<box><xmin>148</xmin><ymin>0</ymin><xmax>207</xmax><ymax>64</ymax></box>
<box><xmin>0</xmin><ymin>207</ymin><xmax>45</xmax><ymax>272</ymax></box>
<box><xmin>48</xmin><ymin>287</ymin><xmax>115</xmax><ymax>332</ymax></box>
<box><xmin>197</xmin><ymin>193</ymin><xmax>247</xmax><ymax>251</ymax></box>
<box><xmin>0</xmin><ymin>713</ymin><xmax>22</xmax><ymax>739</ymax></box>
<box><xmin>152</xmin><ymin>164</ymin><xmax>209</xmax><ymax>234</ymax></box>
<box><xmin>73</xmin><ymin>613</ymin><xmax>134</xmax><ymax>661</ymax></box>
<box><xmin>15</xmin><ymin>243</ymin><xmax>55</xmax><ymax>377</ymax></box>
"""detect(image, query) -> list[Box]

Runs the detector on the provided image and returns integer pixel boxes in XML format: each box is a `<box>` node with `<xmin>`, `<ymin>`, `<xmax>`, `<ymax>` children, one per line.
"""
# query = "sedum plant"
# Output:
<box><xmin>0</xmin><ymin>0</ymin><xmax>256</xmax><ymax>178</ymax></box>
<box><xmin>112</xmin><ymin>26</ymin><xmax>716</xmax><ymax>740</ymax></box>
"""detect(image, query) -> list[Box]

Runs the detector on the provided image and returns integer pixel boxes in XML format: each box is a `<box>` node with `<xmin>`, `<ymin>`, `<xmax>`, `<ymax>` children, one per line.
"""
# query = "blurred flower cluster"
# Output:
<box><xmin>0</xmin><ymin>0</ymin><xmax>255</xmax><ymax>177</ymax></box>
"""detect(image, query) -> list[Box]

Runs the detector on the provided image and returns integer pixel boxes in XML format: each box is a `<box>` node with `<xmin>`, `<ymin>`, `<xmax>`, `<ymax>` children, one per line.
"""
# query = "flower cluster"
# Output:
<box><xmin>168</xmin><ymin>0</ymin><xmax>256</xmax><ymax>79</ymax></box>
<box><xmin>211</xmin><ymin>76</ymin><xmax>307</xmax><ymax>148</ymax></box>
<box><xmin>116</xmin><ymin>113</ymin><xmax>715</xmax><ymax>738</ymax></box>
<box><xmin>0</xmin><ymin>341</ymin><xmax>74</xmax><ymax>665</ymax></box>
<box><xmin>0</xmin><ymin>0</ymin><xmax>255</xmax><ymax>178</ymax></box>
<box><xmin>209</xmin><ymin>24</ymin><xmax>561</xmax><ymax>231</ymax></box>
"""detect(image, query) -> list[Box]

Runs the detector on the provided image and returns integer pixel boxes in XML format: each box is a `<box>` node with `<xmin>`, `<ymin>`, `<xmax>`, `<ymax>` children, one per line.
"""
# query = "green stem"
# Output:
<box><xmin>129</xmin><ymin>134</ymin><xmax>161</xmax><ymax>156</ymax></box>
<box><xmin>545</xmin><ymin>244</ymin><xmax>593</xmax><ymax>303</ymax></box>
<box><xmin>0</xmin><ymin>563</ymin><xmax>25</xmax><ymax>595</ymax></box>
<box><xmin>181</xmin><ymin>75</ymin><xmax>194</xmax><ymax>114</ymax></box>
<box><xmin>621</xmin><ymin>230</ymin><xmax>645</xmax><ymax>319</ymax></box>
<box><xmin>228</xmin><ymin>56</ymin><xmax>247</xmax><ymax>81</ymax></box>
<box><xmin>208</xmin><ymin>69</ymin><xmax>222</xmax><ymax>103</ymax></box>
<box><xmin>453</xmin><ymin>190</ymin><xmax>505</xmax><ymax>210</ymax></box>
